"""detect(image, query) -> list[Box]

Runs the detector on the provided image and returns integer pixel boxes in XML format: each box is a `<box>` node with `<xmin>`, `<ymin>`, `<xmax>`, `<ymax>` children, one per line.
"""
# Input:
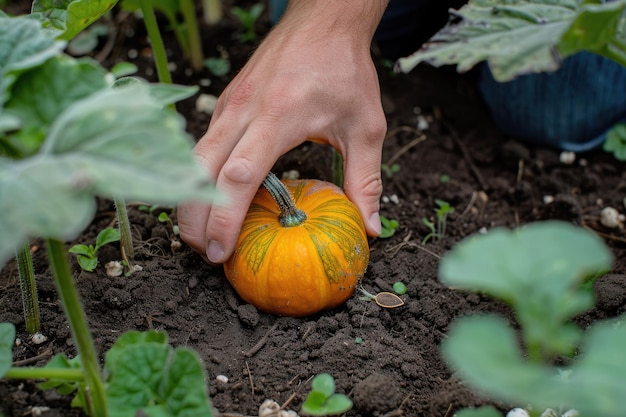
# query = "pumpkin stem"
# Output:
<box><xmin>263</xmin><ymin>172</ymin><xmax>308</xmax><ymax>227</ymax></box>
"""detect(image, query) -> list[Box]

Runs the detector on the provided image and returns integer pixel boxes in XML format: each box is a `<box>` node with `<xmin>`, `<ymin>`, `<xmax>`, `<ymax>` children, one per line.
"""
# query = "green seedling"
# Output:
<box><xmin>231</xmin><ymin>3</ymin><xmax>265</xmax><ymax>43</ymax></box>
<box><xmin>439</xmin><ymin>174</ymin><xmax>450</xmax><ymax>183</ymax></box>
<box><xmin>397</xmin><ymin>0</ymin><xmax>626</xmax><ymax>82</ymax></box>
<box><xmin>439</xmin><ymin>221</ymin><xmax>620</xmax><ymax>416</ymax></box>
<box><xmin>359</xmin><ymin>287</ymin><xmax>405</xmax><ymax>309</ymax></box>
<box><xmin>69</xmin><ymin>227</ymin><xmax>121</xmax><ymax>272</ymax></box>
<box><xmin>422</xmin><ymin>199</ymin><xmax>454</xmax><ymax>243</ymax></box>
<box><xmin>67</xmin><ymin>22</ymin><xmax>110</xmax><ymax>55</ymax></box>
<box><xmin>301</xmin><ymin>373</ymin><xmax>353</xmax><ymax>416</ymax></box>
<box><xmin>204</xmin><ymin>56</ymin><xmax>231</xmax><ymax>77</ymax></box>
<box><xmin>379</xmin><ymin>215</ymin><xmax>399</xmax><ymax>238</ymax></box>
<box><xmin>392</xmin><ymin>281</ymin><xmax>407</xmax><ymax>295</ymax></box>
<box><xmin>603</xmin><ymin>122</ymin><xmax>626</xmax><ymax>161</ymax></box>
<box><xmin>120</xmin><ymin>0</ymin><xmax>204</xmax><ymax>73</ymax></box>
<box><xmin>0</xmin><ymin>6</ymin><xmax>220</xmax><ymax>416</ymax></box>
<box><xmin>158</xmin><ymin>211</ymin><xmax>180</xmax><ymax>235</ymax></box>
<box><xmin>381</xmin><ymin>162</ymin><xmax>400</xmax><ymax>179</ymax></box>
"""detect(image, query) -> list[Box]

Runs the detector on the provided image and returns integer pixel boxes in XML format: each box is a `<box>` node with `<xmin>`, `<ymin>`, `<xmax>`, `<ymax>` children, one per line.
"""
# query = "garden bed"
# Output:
<box><xmin>1</xmin><ymin>2</ymin><xmax>626</xmax><ymax>416</ymax></box>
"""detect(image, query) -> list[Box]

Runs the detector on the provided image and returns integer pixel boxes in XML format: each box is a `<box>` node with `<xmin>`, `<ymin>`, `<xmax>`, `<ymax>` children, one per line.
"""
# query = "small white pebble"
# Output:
<box><xmin>478</xmin><ymin>227</ymin><xmax>488</xmax><ymax>234</ymax></box>
<box><xmin>561</xmin><ymin>410</ymin><xmax>579</xmax><ymax>417</ymax></box>
<box><xmin>127</xmin><ymin>49</ymin><xmax>138</xmax><ymax>59</ymax></box>
<box><xmin>389</xmin><ymin>194</ymin><xmax>400</xmax><ymax>204</ymax></box>
<box><xmin>105</xmin><ymin>261</ymin><xmax>124</xmax><ymax>277</ymax></box>
<box><xmin>543</xmin><ymin>195</ymin><xmax>554</xmax><ymax>204</ymax></box>
<box><xmin>600</xmin><ymin>206</ymin><xmax>621</xmax><ymax>228</ymax></box>
<box><xmin>596</xmin><ymin>198</ymin><xmax>604</xmax><ymax>206</ymax></box>
<box><xmin>184</xmin><ymin>68</ymin><xmax>193</xmax><ymax>77</ymax></box>
<box><xmin>559</xmin><ymin>151</ymin><xmax>576</xmax><ymax>165</ymax></box>
<box><xmin>15</xmin><ymin>338</ymin><xmax>21</xmax><ymax>347</ymax></box>
<box><xmin>31</xmin><ymin>406</ymin><xmax>51</xmax><ymax>416</ymax></box>
<box><xmin>578</xmin><ymin>158</ymin><xmax>588</xmax><ymax>167</ymax></box>
<box><xmin>131</xmin><ymin>264</ymin><xmax>143</xmax><ymax>273</ymax></box>
<box><xmin>540</xmin><ymin>409</ymin><xmax>559</xmax><ymax>417</ymax></box>
<box><xmin>216</xmin><ymin>375</ymin><xmax>229</xmax><ymax>384</ymax></box>
<box><xmin>167</xmin><ymin>61</ymin><xmax>177</xmax><ymax>72</ymax></box>
<box><xmin>381</xmin><ymin>195</ymin><xmax>390</xmax><ymax>204</ymax></box>
<box><xmin>195</xmin><ymin>94</ymin><xmax>218</xmax><ymax>115</ymax></box>
<box><xmin>198</xmin><ymin>78</ymin><xmax>212</xmax><ymax>87</ymax></box>
<box><xmin>31</xmin><ymin>333</ymin><xmax>48</xmax><ymax>345</ymax></box>
<box><xmin>417</xmin><ymin>114</ymin><xmax>429</xmax><ymax>131</ymax></box>
<box><xmin>506</xmin><ymin>408</ymin><xmax>530</xmax><ymax>417</ymax></box>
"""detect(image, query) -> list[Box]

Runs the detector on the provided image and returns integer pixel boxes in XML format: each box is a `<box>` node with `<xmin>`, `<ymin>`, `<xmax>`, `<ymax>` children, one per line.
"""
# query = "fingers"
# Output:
<box><xmin>342</xmin><ymin>112</ymin><xmax>387</xmax><ymax>237</ymax></box>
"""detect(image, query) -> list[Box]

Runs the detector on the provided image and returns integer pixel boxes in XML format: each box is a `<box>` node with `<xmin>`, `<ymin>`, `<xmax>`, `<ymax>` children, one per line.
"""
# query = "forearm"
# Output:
<box><xmin>281</xmin><ymin>0</ymin><xmax>389</xmax><ymax>45</ymax></box>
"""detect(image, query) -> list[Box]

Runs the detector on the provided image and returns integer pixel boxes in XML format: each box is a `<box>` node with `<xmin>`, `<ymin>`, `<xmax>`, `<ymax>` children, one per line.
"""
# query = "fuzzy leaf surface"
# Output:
<box><xmin>31</xmin><ymin>0</ymin><xmax>118</xmax><ymax>41</ymax></box>
<box><xmin>0</xmin><ymin>85</ymin><xmax>219</xmax><ymax>267</ymax></box>
<box><xmin>397</xmin><ymin>0</ymin><xmax>626</xmax><ymax>81</ymax></box>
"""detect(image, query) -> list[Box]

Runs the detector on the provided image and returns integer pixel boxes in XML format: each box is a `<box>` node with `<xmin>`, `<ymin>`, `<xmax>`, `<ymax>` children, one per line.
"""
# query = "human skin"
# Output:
<box><xmin>178</xmin><ymin>0</ymin><xmax>390</xmax><ymax>264</ymax></box>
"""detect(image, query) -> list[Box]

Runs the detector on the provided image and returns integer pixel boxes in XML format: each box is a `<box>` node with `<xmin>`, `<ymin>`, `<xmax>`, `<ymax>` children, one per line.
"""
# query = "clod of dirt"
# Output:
<box><xmin>352</xmin><ymin>373</ymin><xmax>405</xmax><ymax>415</ymax></box>
<box><xmin>594</xmin><ymin>274</ymin><xmax>626</xmax><ymax>311</ymax></box>
<box><xmin>103</xmin><ymin>287</ymin><xmax>133</xmax><ymax>309</ymax></box>
<box><xmin>238</xmin><ymin>304</ymin><xmax>260</xmax><ymax>327</ymax></box>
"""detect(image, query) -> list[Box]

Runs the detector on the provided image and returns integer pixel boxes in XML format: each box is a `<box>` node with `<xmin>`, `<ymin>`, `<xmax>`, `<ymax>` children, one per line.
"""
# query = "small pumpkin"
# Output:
<box><xmin>224</xmin><ymin>172</ymin><xmax>369</xmax><ymax>317</ymax></box>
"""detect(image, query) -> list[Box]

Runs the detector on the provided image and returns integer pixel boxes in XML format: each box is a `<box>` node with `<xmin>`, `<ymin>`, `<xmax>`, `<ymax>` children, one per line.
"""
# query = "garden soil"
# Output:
<box><xmin>2</xmin><ymin>2</ymin><xmax>626</xmax><ymax>416</ymax></box>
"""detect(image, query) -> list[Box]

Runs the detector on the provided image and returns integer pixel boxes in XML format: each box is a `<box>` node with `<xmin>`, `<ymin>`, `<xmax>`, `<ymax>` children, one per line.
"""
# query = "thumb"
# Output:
<box><xmin>342</xmin><ymin>144</ymin><xmax>384</xmax><ymax>237</ymax></box>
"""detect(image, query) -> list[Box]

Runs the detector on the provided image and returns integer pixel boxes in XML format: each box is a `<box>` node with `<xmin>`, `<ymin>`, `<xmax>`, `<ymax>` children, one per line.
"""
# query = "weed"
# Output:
<box><xmin>379</xmin><ymin>215</ymin><xmax>399</xmax><ymax>238</ymax></box>
<box><xmin>69</xmin><ymin>227</ymin><xmax>121</xmax><ymax>272</ymax></box>
<box><xmin>301</xmin><ymin>373</ymin><xmax>352</xmax><ymax>416</ymax></box>
<box><xmin>422</xmin><ymin>199</ymin><xmax>454</xmax><ymax>243</ymax></box>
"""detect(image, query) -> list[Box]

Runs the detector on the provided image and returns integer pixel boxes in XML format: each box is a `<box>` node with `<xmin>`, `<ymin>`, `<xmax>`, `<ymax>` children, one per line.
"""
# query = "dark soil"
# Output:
<box><xmin>2</xmin><ymin>2</ymin><xmax>626</xmax><ymax>417</ymax></box>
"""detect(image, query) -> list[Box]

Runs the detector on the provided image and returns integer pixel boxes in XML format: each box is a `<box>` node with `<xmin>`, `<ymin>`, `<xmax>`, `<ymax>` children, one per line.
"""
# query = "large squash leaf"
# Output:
<box><xmin>397</xmin><ymin>0</ymin><xmax>626</xmax><ymax>81</ymax></box>
<box><xmin>31</xmin><ymin>0</ymin><xmax>118</xmax><ymax>41</ymax></box>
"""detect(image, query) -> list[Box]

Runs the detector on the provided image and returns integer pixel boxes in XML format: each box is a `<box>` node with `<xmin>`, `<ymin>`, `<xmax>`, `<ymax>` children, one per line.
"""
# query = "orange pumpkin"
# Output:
<box><xmin>224</xmin><ymin>172</ymin><xmax>369</xmax><ymax>317</ymax></box>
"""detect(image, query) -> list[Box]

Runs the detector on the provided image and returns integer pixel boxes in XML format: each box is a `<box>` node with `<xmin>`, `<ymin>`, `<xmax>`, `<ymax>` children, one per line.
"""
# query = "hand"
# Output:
<box><xmin>178</xmin><ymin>0</ymin><xmax>388</xmax><ymax>264</ymax></box>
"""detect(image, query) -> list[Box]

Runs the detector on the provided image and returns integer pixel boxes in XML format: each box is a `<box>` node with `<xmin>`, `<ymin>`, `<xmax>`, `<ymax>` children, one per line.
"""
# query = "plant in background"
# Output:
<box><xmin>392</xmin><ymin>281</ymin><xmax>407</xmax><ymax>295</ymax></box>
<box><xmin>438</xmin><ymin>221</ymin><xmax>622</xmax><ymax>417</ymax></box>
<box><xmin>422</xmin><ymin>199</ymin><xmax>454</xmax><ymax>243</ymax></box>
<box><xmin>120</xmin><ymin>0</ymin><xmax>205</xmax><ymax>72</ymax></box>
<box><xmin>158</xmin><ymin>210</ymin><xmax>180</xmax><ymax>235</ymax></box>
<box><xmin>301</xmin><ymin>373</ymin><xmax>353</xmax><ymax>416</ymax></box>
<box><xmin>231</xmin><ymin>3</ymin><xmax>265</xmax><ymax>43</ymax></box>
<box><xmin>603</xmin><ymin>122</ymin><xmax>626</xmax><ymax>161</ymax></box>
<box><xmin>381</xmin><ymin>162</ymin><xmax>400</xmax><ymax>179</ymax></box>
<box><xmin>379</xmin><ymin>215</ymin><xmax>399</xmax><ymax>238</ymax></box>
<box><xmin>0</xmin><ymin>6</ymin><xmax>219</xmax><ymax>416</ymax></box>
<box><xmin>69</xmin><ymin>227</ymin><xmax>121</xmax><ymax>272</ymax></box>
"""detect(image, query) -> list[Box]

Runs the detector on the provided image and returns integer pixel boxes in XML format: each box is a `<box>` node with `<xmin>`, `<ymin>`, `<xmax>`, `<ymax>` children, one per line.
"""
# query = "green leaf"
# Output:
<box><xmin>439</xmin><ymin>221</ymin><xmax>613</xmax><ymax>358</ymax></box>
<box><xmin>0</xmin><ymin>85</ymin><xmax>220</xmax><ymax>268</ymax></box>
<box><xmin>0</xmin><ymin>15</ymin><xmax>65</xmax><ymax>104</ymax></box>
<box><xmin>204</xmin><ymin>57</ymin><xmax>231</xmax><ymax>77</ymax></box>
<box><xmin>110</xmin><ymin>61</ymin><xmax>138</xmax><ymax>78</ymax></box>
<box><xmin>311</xmin><ymin>373</ymin><xmax>335</xmax><ymax>398</ymax></box>
<box><xmin>445</xmin><ymin>314</ymin><xmax>626</xmax><ymax>417</ymax></box>
<box><xmin>397</xmin><ymin>0</ymin><xmax>626</xmax><ymax>81</ymax></box>
<box><xmin>94</xmin><ymin>227</ymin><xmax>120</xmax><ymax>250</ymax></box>
<box><xmin>76</xmin><ymin>254</ymin><xmax>97</xmax><ymax>271</ymax></box>
<box><xmin>68</xmin><ymin>244</ymin><xmax>95</xmax><ymax>257</ymax></box>
<box><xmin>31</xmin><ymin>0</ymin><xmax>118</xmax><ymax>41</ymax></box>
<box><xmin>603</xmin><ymin>122</ymin><xmax>626</xmax><ymax>161</ymax></box>
<box><xmin>105</xmin><ymin>330</ymin><xmax>168</xmax><ymax>373</ymax></box>
<box><xmin>4</xmin><ymin>55</ymin><xmax>108</xmax><ymax>156</ymax></box>
<box><xmin>146</xmin><ymin>83</ymin><xmax>199</xmax><ymax>107</ymax></box>
<box><xmin>0</xmin><ymin>322</ymin><xmax>15</xmax><ymax>378</ymax></box>
<box><xmin>106</xmin><ymin>339</ymin><xmax>213</xmax><ymax>417</ymax></box>
<box><xmin>324</xmin><ymin>394</ymin><xmax>353</xmax><ymax>414</ymax></box>
<box><xmin>301</xmin><ymin>391</ymin><xmax>327</xmax><ymax>415</ymax></box>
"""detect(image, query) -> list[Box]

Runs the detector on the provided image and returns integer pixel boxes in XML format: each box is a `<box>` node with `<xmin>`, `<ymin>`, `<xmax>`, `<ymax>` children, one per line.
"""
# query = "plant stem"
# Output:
<box><xmin>45</xmin><ymin>239</ymin><xmax>107</xmax><ymax>417</ymax></box>
<box><xmin>139</xmin><ymin>0</ymin><xmax>173</xmax><ymax>84</ymax></box>
<box><xmin>5</xmin><ymin>367</ymin><xmax>85</xmax><ymax>381</ymax></box>
<box><xmin>202</xmin><ymin>0</ymin><xmax>223</xmax><ymax>25</ymax></box>
<box><xmin>262</xmin><ymin>172</ymin><xmax>307</xmax><ymax>227</ymax></box>
<box><xmin>180</xmin><ymin>0</ymin><xmax>204</xmax><ymax>71</ymax></box>
<box><xmin>16</xmin><ymin>242</ymin><xmax>40</xmax><ymax>335</ymax></box>
<box><xmin>114</xmin><ymin>196</ymin><xmax>135</xmax><ymax>265</ymax></box>
<box><xmin>332</xmin><ymin>149</ymin><xmax>344</xmax><ymax>188</ymax></box>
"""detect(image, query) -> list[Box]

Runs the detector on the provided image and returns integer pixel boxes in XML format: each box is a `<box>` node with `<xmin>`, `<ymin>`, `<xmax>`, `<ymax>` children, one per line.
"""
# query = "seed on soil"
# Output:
<box><xmin>374</xmin><ymin>292</ymin><xmax>405</xmax><ymax>308</ymax></box>
<box><xmin>600</xmin><ymin>206</ymin><xmax>621</xmax><ymax>228</ymax></box>
<box><xmin>31</xmin><ymin>333</ymin><xmax>48</xmax><ymax>344</ymax></box>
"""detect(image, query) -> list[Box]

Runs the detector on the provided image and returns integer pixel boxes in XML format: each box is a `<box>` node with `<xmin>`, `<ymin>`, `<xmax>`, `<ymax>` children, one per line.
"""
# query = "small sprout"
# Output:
<box><xmin>158</xmin><ymin>211</ymin><xmax>180</xmax><ymax>235</ymax></box>
<box><xmin>301</xmin><ymin>373</ymin><xmax>352</xmax><ymax>416</ymax></box>
<box><xmin>600</xmin><ymin>206</ymin><xmax>622</xmax><ymax>229</ymax></box>
<box><xmin>440</xmin><ymin>174</ymin><xmax>450</xmax><ymax>183</ymax></box>
<box><xmin>203</xmin><ymin>56</ymin><xmax>231</xmax><ymax>77</ymax></box>
<box><xmin>392</xmin><ymin>281</ymin><xmax>407</xmax><ymax>295</ymax></box>
<box><xmin>231</xmin><ymin>4</ymin><xmax>265</xmax><ymax>43</ymax></box>
<box><xmin>215</xmin><ymin>374</ymin><xmax>229</xmax><ymax>384</ymax></box>
<box><xmin>381</xmin><ymin>162</ymin><xmax>400</xmax><ymax>178</ymax></box>
<box><xmin>355</xmin><ymin>337</ymin><xmax>363</xmax><ymax>344</ymax></box>
<box><xmin>379</xmin><ymin>215</ymin><xmax>399</xmax><ymax>238</ymax></box>
<box><xmin>138</xmin><ymin>204</ymin><xmax>159</xmax><ymax>213</ymax></box>
<box><xmin>31</xmin><ymin>333</ymin><xmax>48</xmax><ymax>345</ymax></box>
<box><xmin>359</xmin><ymin>287</ymin><xmax>405</xmax><ymax>308</ymax></box>
<box><xmin>422</xmin><ymin>199</ymin><xmax>454</xmax><ymax>243</ymax></box>
<box><xmin>559</xmin><ymin>151</ymin><xmax>576</xmax><ymax>165</ymax></box>
<box><xmin>69</xmin><ymin>227</ymin><xmax>121</xmax><ymax>272</ymax></box>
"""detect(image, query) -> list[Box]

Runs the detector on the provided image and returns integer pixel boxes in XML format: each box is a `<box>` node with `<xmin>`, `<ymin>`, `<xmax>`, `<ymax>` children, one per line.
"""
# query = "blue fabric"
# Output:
<box><xmin>478</xmin><ymin>52</ymin><xmax>626</xmax><ymax>151</ymax></box>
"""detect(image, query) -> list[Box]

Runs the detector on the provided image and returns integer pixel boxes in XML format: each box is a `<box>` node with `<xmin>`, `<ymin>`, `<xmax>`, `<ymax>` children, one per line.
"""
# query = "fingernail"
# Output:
<box><xmin>207</xmin><ymin>240</ymin><xmax>224</xmax><ymax>263</ymax></box>
<box><xmin>369</xmin><ymin>212</ymin><xmax>382</xmax><ymax>236</ymax></box>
